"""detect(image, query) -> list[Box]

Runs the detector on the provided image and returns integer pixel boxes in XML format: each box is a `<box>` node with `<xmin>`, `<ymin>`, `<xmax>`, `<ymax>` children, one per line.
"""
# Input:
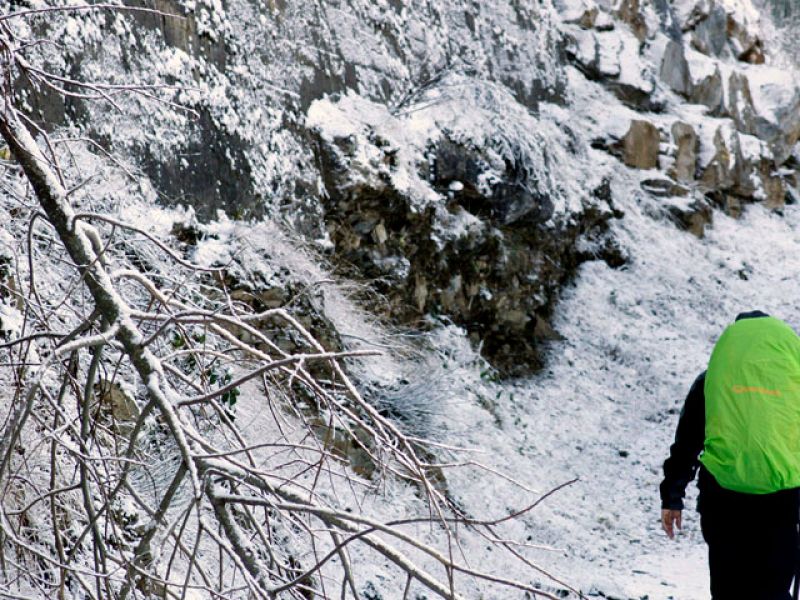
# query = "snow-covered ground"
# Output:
<box><xmin>5</xmin><ymin>0</ymin><xmax>800</xmax><ymax>598</ymax></box>
<box><xmin>411</xmin><ymin>160</ymin><xmax>800</xmax><ymax>599</ymax></box>
<box><xmin>212</xmin><ymin>156</ymin><xmax>800</xmax><ymax>598</ymax></box>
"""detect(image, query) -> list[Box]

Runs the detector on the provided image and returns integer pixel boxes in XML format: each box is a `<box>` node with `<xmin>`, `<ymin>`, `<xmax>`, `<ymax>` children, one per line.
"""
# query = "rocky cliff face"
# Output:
<box><xmin>22</xmin><ymin>0</ymin><xmax>565</xmax><ymax>218</ymax></box>
<box><xmin>306</xmin><ymin>82</ymin><xmax>624</xmax><ymax>373</ymax></box>
<box><xmin>15</xmin><ymin>0</ymin><xmax>800</xmax><ymax>373</ymax></box>
<box><xmin>565</xmin><ymin>0</ymin><xmax>799</xmax><ymax>223</ymax></box>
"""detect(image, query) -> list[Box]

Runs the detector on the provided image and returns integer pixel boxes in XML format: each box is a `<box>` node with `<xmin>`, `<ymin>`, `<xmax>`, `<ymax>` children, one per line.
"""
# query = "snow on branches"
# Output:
<box><xmin>0</xmin><ymin>4</ymin><xmax>578</xmax><ymax>599</ymax></box>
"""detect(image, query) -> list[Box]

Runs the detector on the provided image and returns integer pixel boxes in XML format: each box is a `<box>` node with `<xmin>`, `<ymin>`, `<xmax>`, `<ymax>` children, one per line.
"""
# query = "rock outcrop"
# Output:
<box><xmin>670</xmin><ymin>122</ymin><xmax>699</xmax><ymax>183</ymax></box>
<box><xmin>565</xmin><ymin>0</ymin><xmax>797</xmax><ymax>226</ymax></box>
<box><xmin>684</xmin><ymin>0</ymin><xmax>765</xmax><ymax>63</ymax></box>
<box><xmin>623</xmin><ymin>120</ymin><xmax>661</xmax><ymax>169</ymax></box>
<box><xmin>23</xmin><ymin>0</ymin><xmax>567</xmax><ymax>223</ymax></box>
<box><xmin>307</xmin><ymin>83</ymin><xmax>623</xmax><ymax>374</ymax></box>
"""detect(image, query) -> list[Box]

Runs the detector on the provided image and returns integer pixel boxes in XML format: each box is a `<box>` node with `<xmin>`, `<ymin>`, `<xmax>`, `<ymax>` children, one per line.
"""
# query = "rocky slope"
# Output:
<box><xmin>14</xmin><ymin>0</ymin><xmax>607</xmax><ymax>374</ymax></box>
<box><xmin>19</xmin><ymin>0</ymin><xmax>799</xmax><ymax>376</ymax></box>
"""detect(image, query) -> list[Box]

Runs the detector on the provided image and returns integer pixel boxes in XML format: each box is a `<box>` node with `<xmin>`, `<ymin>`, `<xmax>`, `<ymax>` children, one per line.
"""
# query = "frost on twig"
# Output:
<box><xmin>0</xmin><ymin>7</ymin><xmax>581</xmax><ymax>600</ymax></box>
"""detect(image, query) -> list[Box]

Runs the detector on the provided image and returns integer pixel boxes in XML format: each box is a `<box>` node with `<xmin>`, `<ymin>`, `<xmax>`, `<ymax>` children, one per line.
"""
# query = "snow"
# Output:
<box><xmin>297</xmin><ymin>0</ymin><xmax>800</xmax><ymax>594</ymax></box>
<box><xmin>685</xmin><ymin>46</ymin><xmax>722</xmax><ymax>86</ymax></box>
<box><xmin>132</xmin><ymin>159</ymin><xmax>800</xmax><ymax>600</ymax></box>
<box><xmin>746</xmin><ymin>64</ymin><xmax>800</xmax><ymax>124</ymax></box>
<box><xmin>720</xmin><ymin>0</ymin><xmax>763</xmax><ymax>29</ymax></box>
<box><xmin>5</xmin><ymin>0</ymin><xmax>800</xmax><ymax>597</ymax></box>
<box><xmin>404</xmin><ymin>185</ymin><xmax>800</xmax><ymax>599</ymax></box>
<box><xmin>308</xmin><ymin>75</ymin><xmax>597</xmax><ymax>221</ymax></box>
<box><xmin>0</xmin><ymin>305</ymin><xmax>23</xmax><ymax>337</ymax></box>
<box><xmin>307</xmin><ymin>92</ymin><xmax>440</xmax><ymax>209</ymax></box>
<box><xmin>617</xmin><ymin>31</ymin><xmax>656</xmax><ymax>94</ymax></box>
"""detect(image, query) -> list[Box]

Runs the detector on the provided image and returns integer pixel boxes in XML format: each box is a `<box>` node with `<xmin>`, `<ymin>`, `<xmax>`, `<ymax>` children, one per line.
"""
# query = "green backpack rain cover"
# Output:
<box><xmin>700</xmin><ymin>316</ymin><xmax>800</xmax><ymax>494</ymax></box>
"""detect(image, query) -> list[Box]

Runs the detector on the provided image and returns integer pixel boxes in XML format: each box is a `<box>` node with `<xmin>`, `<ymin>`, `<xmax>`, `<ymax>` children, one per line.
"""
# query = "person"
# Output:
<box><xmin>660</xmin><ymin>310</ymin><xmax>800</xmax><ymax>600</ymax></box>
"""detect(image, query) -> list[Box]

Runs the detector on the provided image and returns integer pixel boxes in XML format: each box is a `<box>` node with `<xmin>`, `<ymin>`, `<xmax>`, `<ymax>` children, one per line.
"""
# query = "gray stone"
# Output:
<box><xmin>690</xmin><ymin>65</ymin><xmax>725</xmax><ymax>115</ymax></box>
<box><xmin>691</xmin><ymin>4</ymin><xmax>729</xmax><ymax>58</ymax></box>
<box><xmin>768</xmin><ymin>92</ymin><xmax>800</xmax><ymax>165</ymax></box>
<box><xmin>623</xmin><ymin>120</ymin><xmax>661</xmax><ymax>170</ymax></box>
<box><xmin>669</xmin><ymin>122</ymin><xmax>698</xmax><ymax>183</ymax></box>
<box><xmin>659</xmin><ymin>40</ymin><xmax>691</xmax><ymax>97</ymax></box>
<box><xmin>728</xmin><ymin>71</ymin><xmax>759</xmax><ymax>136</ymax></box>
<box><xmin>700</xmin><ymin>126</ymin><xmax>736</xmax><ymax>192</ymax></box>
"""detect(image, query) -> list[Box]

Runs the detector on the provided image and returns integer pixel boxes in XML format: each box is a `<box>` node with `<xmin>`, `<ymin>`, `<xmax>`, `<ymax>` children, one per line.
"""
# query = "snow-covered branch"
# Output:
<box><xmin>0</xmin><ymin>7</ymin><xmax>581</xmax><ymax>600</ymax></box>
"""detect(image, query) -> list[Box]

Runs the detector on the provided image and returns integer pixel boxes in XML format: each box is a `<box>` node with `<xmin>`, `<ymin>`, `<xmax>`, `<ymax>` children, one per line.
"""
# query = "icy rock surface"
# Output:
<box><xmin>307</xmin><ymin>78</ymin><xmax>622</xmax><ymax>373</ymax></box>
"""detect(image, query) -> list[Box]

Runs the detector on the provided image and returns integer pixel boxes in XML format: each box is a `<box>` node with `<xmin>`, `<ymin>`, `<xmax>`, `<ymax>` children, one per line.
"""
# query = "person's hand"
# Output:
<box><xmin>661</xmin><ymin>509</ymin><xmax>682</xmax><ymax>539</ymax></box>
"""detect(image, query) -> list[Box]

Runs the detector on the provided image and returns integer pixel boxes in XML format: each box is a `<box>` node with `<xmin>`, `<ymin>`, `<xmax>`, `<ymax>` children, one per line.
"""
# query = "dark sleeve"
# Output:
<box><xmin>659</xmin><ymin>372</ymin><xmax>706</xmax><ymax>510</ymax></box>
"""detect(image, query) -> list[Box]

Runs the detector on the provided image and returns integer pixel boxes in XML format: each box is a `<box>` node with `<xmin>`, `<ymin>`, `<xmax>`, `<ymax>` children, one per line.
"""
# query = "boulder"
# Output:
<box><xmin>770</xmin><ymin>92</ymin><xmax>800</xmax><ymax>165</ymax></box>
<box><xmin>690</xmin><ymin>65</ymin><xmax>725</xmax><ymax>115</ymax></box>
<box><xmin>665</xmin><ymin>197</ymin><xmax>713</xmax><ymax>238</ymax></box>
<box><xmin>566</xmin><ymin>27</ymin><xmax>660</xmax><ymax>111</ymax></box>
<box><xmin>608</xmin><ymin>74</ymin><xmax>660</xmax><ymax>113</ymax></box>
<box><xmin>669</xmin><ymin>122</ymin><xmax>698</xmax><ymax>183</ymax></box>
<box><xmin>616</xmin><ymin>0</ymin><xmax>648</xmax><ymax>42</ymax></box>
<box><xmin>690</xmin><ymin>3</ymin><xmax>729</xmax><ymax>58</ymax></box>
<box><xmin>578</xmin><ymin>7</ymin><xmax>599</xmax><ymax>29</ymax></box>
<box><xmin>623</xmin><ymin>120</ymin><xmax>660</xmax><ymax>169</ymax></box>
<box><xmin>726</xmin><ymin>11</ymin><xmax>765</xmax><ymax>64</ymax></box>
<box><xmin>597</xmin><ymin>31</ymin><xmax>623</xmax><ymax>79</ymax></box>
<box><xmin>659</xmin><ymin>39</ymin><xmax>691</xmax><ymax>96</ymax></box>
<box><xmin>565</xmin><ymin>29</ymin><xmax>602</xmax><ymax>80</ymax></box>
<box><xmin>700</xmin><ymin>126</ymin><xmax>736</xmax><ymax>192</ymax></box>
<box><xmin>759</xmin><ymin>161</ymin><xmax>786</xmax><ymax>209</ymax></box>
<box><xmin>722</xmin><ymin>193</ymin><xmax>744</xmax><ymax>218</ymax></box>
<box><xmin>727</xmin><ymin>71</ymin><xmax>758</xmax><ymax>136</ymax></box>
<box><xmin>729</xmin><ymin>139</ymin><xmax>760</xmax><ymax>199</ymax></box>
